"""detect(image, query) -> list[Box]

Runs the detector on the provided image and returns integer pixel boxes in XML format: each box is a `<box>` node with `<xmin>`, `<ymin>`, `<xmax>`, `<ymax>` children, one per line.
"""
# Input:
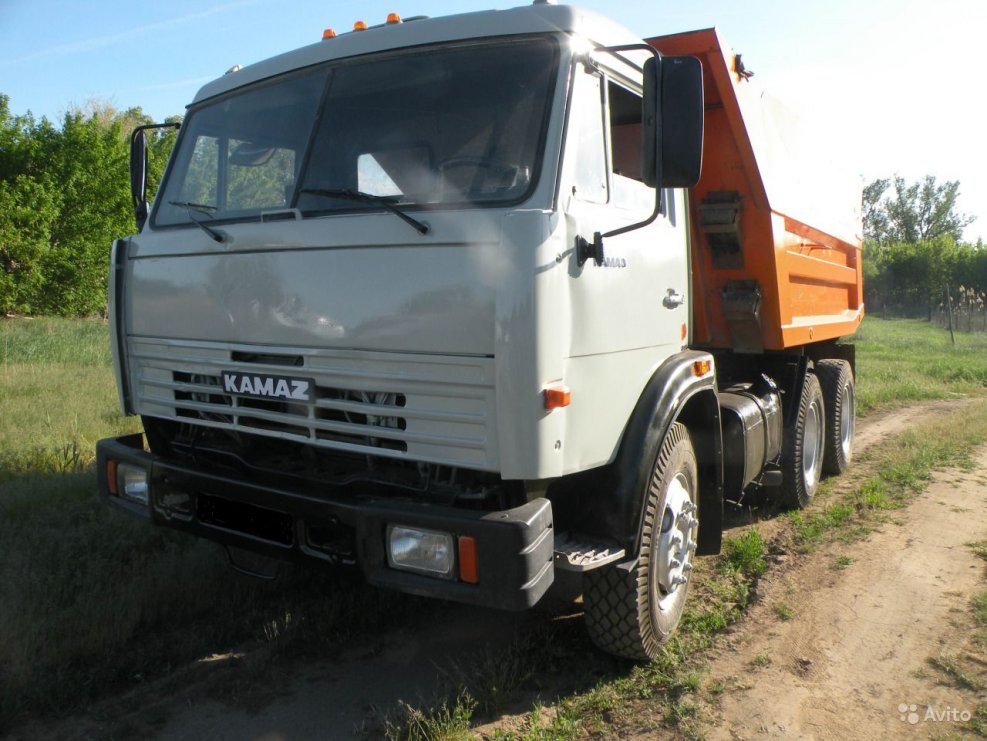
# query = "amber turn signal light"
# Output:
<box><xmin>543</xmin><ymin>385</ymin><xmax>571</xmax><ymax>410</ymax></box>
<box><xmin>458</xmin><ymin>536</ymin><xmax>479</xmax><ymax>584</ymax></box>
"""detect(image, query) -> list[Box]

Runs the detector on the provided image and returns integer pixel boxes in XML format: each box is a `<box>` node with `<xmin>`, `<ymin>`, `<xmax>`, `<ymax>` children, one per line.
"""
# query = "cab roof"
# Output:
<box><xmin>191</xmin><ymin>3</ymin><xmax>640</xmax><ymax>107</ymax></box>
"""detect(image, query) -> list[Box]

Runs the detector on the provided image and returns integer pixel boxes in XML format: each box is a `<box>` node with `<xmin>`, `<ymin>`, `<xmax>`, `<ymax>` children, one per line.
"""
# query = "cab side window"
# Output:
<box><xmin>607</xmin><ymin>80</ymin><xmax>653</xmax><ymax>213</ymax></box>
<box><xmin>571</xmin><ymin>70</ymin><xmax>608</xmax><ymax>204</ymax></box>
<box><xmin>608</xmin><ymin>82</ymin><xmax>644</xmax><ymax>183</ymax></box>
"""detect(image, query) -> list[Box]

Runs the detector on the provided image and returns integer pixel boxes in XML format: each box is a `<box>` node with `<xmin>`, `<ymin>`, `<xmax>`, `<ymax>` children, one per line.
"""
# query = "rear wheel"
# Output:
<box><xmin>778</xmin><ymin>372</ymin><xmax>825</xmax><ymax>509</ymax></box>
<box><xmin>816</xmin><ymin>359</ymin><xmax>855</xmax><ymax>475</ymax></box>
<box><xmin>583</xmin><ymin>422</ymin><xmax>698</xmax><ymax>660</ymax></box>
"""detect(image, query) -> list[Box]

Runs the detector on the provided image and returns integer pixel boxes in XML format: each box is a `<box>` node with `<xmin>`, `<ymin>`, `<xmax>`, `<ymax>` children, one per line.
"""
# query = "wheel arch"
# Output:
<box><xmin>548</xmin><ymin>350</ymin><xmax>722</xmax><ymax>558</ymax></box>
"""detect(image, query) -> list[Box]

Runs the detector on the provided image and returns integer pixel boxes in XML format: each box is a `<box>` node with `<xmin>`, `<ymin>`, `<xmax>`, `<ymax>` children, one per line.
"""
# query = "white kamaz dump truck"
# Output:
<box><xmin>98</xmin><ymin>2</ymin><xmax>863</xmax><ymax>659</ymax></box>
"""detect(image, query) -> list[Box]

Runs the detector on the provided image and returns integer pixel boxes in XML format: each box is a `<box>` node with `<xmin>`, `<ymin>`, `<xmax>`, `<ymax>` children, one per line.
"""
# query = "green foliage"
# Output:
<box><xmin>863</xmin><ymin>175</ymin><xmax>983</xmax><ymax>317</ymax></box>
<box><xmin>0</xmin><ymin>176</ymin><xmax>57</xmax><ymax>313</ymax></box>
<box><xmin>865</xmin><ymin>175</ymin><xmax>973</xmax><ymax>245</ymax></box>
<box><xmin>0</xmin><ymin>94</ymin><xmax>179</xmax><ymax>316</ymax></box>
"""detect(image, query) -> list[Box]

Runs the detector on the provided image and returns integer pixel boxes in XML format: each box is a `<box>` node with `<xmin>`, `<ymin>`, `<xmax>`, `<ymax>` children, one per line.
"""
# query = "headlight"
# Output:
<box><xmin>387</xmin><ymin>525</ymin><xmax>454</xmax><ymax>579</ymax></box>
<box><xmin>117</xmin><ymin>463</ymin><xmax>149</xmax><ymax>506</ymax></box>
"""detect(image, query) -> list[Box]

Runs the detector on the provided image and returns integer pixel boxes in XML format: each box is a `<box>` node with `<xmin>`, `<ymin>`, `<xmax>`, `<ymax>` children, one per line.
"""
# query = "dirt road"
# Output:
<box><xmin>706</xmin><ymin>447</ymin><xmax>987</xmax><ymax>739</ymax></box>
<box><xmin>15</xmin><ymin>400</ymin><xmax>986</xmax><ymax>740</ymax></box>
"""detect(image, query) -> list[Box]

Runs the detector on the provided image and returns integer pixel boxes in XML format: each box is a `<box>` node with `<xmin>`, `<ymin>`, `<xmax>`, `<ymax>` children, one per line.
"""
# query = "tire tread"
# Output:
<box><xmin>816</xmin><ymin>359</ymin><xmax>854</xmax><ymax>475</ymax></box>
<box><xmin>583</xmin><ymin>422</ymin><xmax>693</xmax><ymax>660</ymax></box>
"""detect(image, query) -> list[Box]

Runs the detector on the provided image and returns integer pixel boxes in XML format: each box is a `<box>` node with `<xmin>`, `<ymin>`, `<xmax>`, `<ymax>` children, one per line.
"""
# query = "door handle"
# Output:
<box><xmin>663</xmin><ymin>289</ymin><xmax>685</xmax><ymax>309</ymax></box>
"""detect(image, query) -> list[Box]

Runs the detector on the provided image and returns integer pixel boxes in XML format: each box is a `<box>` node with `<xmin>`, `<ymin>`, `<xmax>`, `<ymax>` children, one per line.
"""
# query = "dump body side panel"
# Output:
<box><xmin>647</xmin><ymin>29</ymin><xmax>863</xmax><ymax>351</ymax></box>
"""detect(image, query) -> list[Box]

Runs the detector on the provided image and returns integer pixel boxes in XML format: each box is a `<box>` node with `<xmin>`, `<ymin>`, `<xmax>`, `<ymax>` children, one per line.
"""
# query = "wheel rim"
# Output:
<box><xmin>803</xmin><ymin>398</ymin><xmax>824</xmax><ymax>491</ymax></box>
<box><xmin>654</xmin><ymin>474</ymin><xmax>698</xmax><ymax>610</ymax></box>
<box><xmin>840</xmin><ymin>382</ymin><xmax>855</xmax><ymax>460</ymax></box>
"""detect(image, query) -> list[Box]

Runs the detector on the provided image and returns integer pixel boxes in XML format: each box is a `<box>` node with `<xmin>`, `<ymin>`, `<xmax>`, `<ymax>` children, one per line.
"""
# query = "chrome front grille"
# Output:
<box><xmin>130</xmin><ymin>338</ymin><xmax>497</xmax><ymax>469</ymax></box>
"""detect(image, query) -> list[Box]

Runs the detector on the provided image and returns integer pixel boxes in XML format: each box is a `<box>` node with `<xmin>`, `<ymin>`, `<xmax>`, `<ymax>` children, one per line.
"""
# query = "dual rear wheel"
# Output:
<box><xmin>779</xmin><ymin>359</ymin><xmax>855</xmax><ymax>509</ymax></box>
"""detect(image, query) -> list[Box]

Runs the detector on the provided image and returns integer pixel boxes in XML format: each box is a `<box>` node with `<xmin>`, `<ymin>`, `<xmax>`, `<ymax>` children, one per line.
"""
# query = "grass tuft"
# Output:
<box><xmin>385</xmin><ymin>692</ymin><xmax>477</xmax><ymax>741</ymax></box>
<box><xmin>974</xmin><ymin>592</ymin><xmax>987</xmax><ymax>627</ymax></box>
<box><xmin>833</xmin><ymin>556</ymin><xmax>854</xmax><ymax>570</ymax></box>
<box><xmin>750</xmin><ymin>654</ymin><xmax>771</xmax><ymax>668</ymax></box>
<box><xmin>720</xmin><ymin>529</ymin><xmax>767</xmax><ymax>579</ymax></box>
<box><xmin>774</xmin><ymin>604</ymin><xmax>794</xmax><ymax>621</ymax></box>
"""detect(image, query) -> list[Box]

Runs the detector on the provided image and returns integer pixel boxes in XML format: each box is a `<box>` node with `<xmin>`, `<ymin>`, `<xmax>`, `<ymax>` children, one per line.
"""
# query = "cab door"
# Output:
<box><xmin>563</xmin><ymin>58</ymin><xmax>690</xmax><ymax>361</ymax></box>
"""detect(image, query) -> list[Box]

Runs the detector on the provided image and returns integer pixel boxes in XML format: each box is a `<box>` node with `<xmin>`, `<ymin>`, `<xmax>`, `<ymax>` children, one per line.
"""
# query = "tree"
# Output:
<box><xmin>862</xmin><ymin>178</ymin><xmax>889</xmax><ymax>244</ymax></box>
<box><xmin>0</xmin><ymin>176</ymin><xmax>59</xmax><ymax>314</ymax></box>
<box><xmin>864</xmin><ymin>175</ymin><xmax>974</xmax><ymax>244</ymax></box>
<box><xmin>0</xmin><ymin>95</ymin><xmax>181</xmax><ymax>316</ymax></box>
<box><xmin>31</xmin><ymin>104</ymin><xmax>134</xmax><ymax>315</ymax></box>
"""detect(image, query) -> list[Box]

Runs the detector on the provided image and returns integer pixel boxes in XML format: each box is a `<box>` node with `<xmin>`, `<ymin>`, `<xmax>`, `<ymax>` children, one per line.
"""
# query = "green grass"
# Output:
<box><xmin>973</xmin><ymin>592</ymin><xmax>987</xmax><ymax>628</ymax></box>
<box><xmin>774</xmin><ymin>604</ymin><xmax>794</xmax><ymax>621</ymax></box>
<box><xmin>386</xmin><ymin>693</ymin><xmax>477</xmax><ymax>741</ymax></box>
<box><xmin>969</xmin><ymin>540</ymin><xmax>987</xmax><ymax>562</ymax></box>
<box><xmin>0</xmin><ymin>318</ymin><xmax>140</xmax><ymax>477</ymax></box>
<box><xmin>0</xmin><ymin>317</ymin><xmax>430</xmax><ymax>732</ymax></box>
<box><xmin>786</xmin><ymin>399</ymin><xmax>987</xmax><ymax>552</ymax></box>
<box><xmin>854</xmin><ymin>317</ymin><xmax>987</xmax><ymax>415</ymax></box>
<box><xmin>720</xmin><ymin>529</ymin><xmax>767</xmax><ymax>579</ymax></box>
<box><xmin>833</xmin><ymin>555</ymin><xmax>854</xmax><ymax>570</ymax></box>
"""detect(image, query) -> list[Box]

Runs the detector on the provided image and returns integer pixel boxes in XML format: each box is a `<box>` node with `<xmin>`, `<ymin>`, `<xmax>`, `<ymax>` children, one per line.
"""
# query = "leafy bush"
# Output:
<box><xmin>0</xmin><ymin>95</ymin><xmax>178</xmax><ymax>316</ymax></box>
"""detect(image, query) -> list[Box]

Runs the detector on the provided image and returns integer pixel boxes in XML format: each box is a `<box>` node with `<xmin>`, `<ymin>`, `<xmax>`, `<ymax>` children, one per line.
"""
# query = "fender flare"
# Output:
<box><xmin>549</xmin><ymin>350</ymin><xmax>723</xmax><ymax>557</ymax></box>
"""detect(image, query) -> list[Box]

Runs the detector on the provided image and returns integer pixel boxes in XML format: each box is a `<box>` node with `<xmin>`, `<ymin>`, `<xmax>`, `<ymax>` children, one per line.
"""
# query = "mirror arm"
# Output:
<box><xmin>578</xmin><ymin>44</ymin><xmax>663</xmax><ymax>264</ymax></box>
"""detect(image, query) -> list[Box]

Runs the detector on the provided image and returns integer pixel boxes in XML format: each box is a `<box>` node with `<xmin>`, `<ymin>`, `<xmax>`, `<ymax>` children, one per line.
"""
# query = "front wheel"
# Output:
<box><xmin>583</xmin><ymin>422</ymin><xmax>698</xmax><ymax>660</ymax></box>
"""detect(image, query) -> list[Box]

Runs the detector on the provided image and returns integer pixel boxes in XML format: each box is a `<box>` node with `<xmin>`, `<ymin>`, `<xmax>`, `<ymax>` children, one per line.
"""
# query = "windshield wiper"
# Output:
<box><xmin>168</xmin><ymin>201</ymin><xmax>226</xmax><ymax>243</ymax></box>
<box><xmin>299</xmin><ymin>188</ymin><xmax>429</xmax><ymax>235</ymax></box>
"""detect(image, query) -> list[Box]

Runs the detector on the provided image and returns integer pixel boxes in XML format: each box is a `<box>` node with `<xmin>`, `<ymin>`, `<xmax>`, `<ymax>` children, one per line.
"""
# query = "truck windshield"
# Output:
<box><xmin>153</xmin><ymin>37</ymin><xmax>559</xmax><ymax>228</ymax></box>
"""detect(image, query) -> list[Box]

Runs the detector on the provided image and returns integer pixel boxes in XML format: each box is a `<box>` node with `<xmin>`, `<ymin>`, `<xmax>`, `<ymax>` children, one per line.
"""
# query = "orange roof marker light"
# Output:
<box><xmin>321</xmin><ymin>28</ymin><xmax>336</xmax><ymax>40</ymax></box>
<box><xmin>386</xmin><ymin>13</ymin><xmax>402</xmax><ymax>24</ymax></box>
<box><xmin>353</xmin><ymin>20</ymin><xmax>368</xmax><ymax>31</ymax></box>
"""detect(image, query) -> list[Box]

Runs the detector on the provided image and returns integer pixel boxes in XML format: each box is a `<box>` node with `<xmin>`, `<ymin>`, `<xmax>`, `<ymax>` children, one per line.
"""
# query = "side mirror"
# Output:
<box><xmin>642</xmin><ymin>55</ymin><xmax>704</xmax><ymax>189</ymax></box>
<box><xmin>130</xmin><ymin>128</ymin><xmax>149</xmax><ymax>231</ymax></box>
<box><xmin>659</xmin><ymin>55</ymin><xmax>704</xmax><ymax>188</ymax></box>
<box><xmin>129</xmin><ymin>122</ymin><xmax>181</xmax><ymax>232</ymax></box>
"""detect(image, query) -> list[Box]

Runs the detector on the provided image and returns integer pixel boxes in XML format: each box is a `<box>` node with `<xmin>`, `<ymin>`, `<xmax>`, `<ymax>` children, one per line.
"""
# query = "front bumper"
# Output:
<box><xmin>97</xmin><ymin>435</ymin><xmax>554</xmax><ymax>610</ymax></box>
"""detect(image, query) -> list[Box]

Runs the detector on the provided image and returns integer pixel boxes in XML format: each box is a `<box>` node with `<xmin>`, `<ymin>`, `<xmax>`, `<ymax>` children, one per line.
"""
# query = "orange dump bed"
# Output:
<box><xmin>648</xmin><ymin>29</ymin><xmax>863</xmax><ymax>352</ymax></box>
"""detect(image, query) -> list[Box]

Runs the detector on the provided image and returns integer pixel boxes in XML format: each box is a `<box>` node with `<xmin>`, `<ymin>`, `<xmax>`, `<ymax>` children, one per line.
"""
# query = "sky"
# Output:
<box><xmin>0</xmin><ymin>0</ymin><xmax>985</xmax><ymax>241</ymax></box>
